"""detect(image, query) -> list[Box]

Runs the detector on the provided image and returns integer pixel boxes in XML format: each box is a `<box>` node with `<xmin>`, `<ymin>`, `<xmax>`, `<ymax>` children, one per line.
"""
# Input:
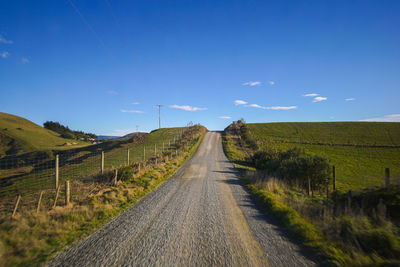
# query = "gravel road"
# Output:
<box><xmin>49</xmin><ymin>132</ymin><xmax>318</xmax><ymax>267</ymax></box>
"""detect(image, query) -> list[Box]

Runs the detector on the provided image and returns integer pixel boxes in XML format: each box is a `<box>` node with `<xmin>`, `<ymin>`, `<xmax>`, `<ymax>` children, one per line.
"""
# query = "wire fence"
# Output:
<box><xmin>0</xmin><ymin>126</ymin><xmax>201</xmax><ymax>218</ymax></box>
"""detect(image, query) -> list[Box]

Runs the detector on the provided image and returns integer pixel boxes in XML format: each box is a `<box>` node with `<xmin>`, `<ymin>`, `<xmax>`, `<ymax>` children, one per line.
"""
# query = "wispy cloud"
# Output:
<box><xmin>0</xmin><ymin>35</ymin><xmax>13</xmax><ymax>44</ymax></box>
<box><xmin>360</xmin><ymin>114</ymin><xmax>400</xmax><ymax>122</ymax></box>
<box><xmin>120</xmin><ymin>109</ymin><xmax>144</xmax><ymax>113</ymax></box>
<box><xmin>131</xmin><ymin>102</ymin><xmax>140</xmax><ymax>105</ymax></box>
<box><xmin>345</xmin><ymin>98</ymin><xmax>355</xmax><ymax>101</ymax></box>
<box><xmin>169</xmin><ymin>105</ymin><xmax>207</xmax><ymax>112</ymax></box>
<box><xmin>234</xmin><ymin>100</ymin><xmax>248</xmax><ymax>105</ymax></box>
<box><xmin>312</xmin><ymin>96</ymin><xmax>328</xmax><ymax>102</ymax></box>
<box><xmin>218</xmin><ymin>116</ymin><xmax>232</xmax><ymax>119</ymax></box>
<box><xmin>107</xmin><ymin>90</ymin><xmax>118</xmax><ymax>95</ymax></box>
<box><xmin>242</xmin><ymin>81</ymin><xmax>261</xmax><ymax>86</ymax></box>
<box><xmin>303</xmin><ymin>93</ymin><xmax>319</xmax><ymax>97</ymax></box>
<box><xmin>246</xmin><ymin>103</ymin><xmax>297</xmax><ymax>110</ymax></box>
<box><xmin>268</xmin><ymin>81</ymin><xmax>275</xmax><ymax>85</ymax></box>
<box><xmin>21</xmin><ymin>57</ymin><xmax>29</xmax><ymax>64</ymax></box>
<box><xmin>1</xmin><ymin>51</ymin><xmax>10</xmax><ymax>58</ymax></box>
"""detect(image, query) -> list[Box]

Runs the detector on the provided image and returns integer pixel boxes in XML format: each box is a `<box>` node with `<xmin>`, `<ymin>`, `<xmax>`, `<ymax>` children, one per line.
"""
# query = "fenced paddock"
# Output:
<box><xmin>0</xmin><ymin>126</ymin><xmax>201</xmax><ymax>218</ymax></box>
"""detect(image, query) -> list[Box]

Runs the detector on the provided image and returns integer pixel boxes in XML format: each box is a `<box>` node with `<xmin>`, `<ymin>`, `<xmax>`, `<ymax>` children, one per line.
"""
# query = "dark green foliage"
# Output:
<box><xmin>44</xmin><ymin>121</ymin><xmax>97</xmax><ymax>141</ymax></box>
<box><xmin>61</xmin><ymin>132</ymin><xmax>75</xmax><ymax>139</ymax></box>
<box><xmin>118</xmin><ymin>166</ymin><xmax>134</xmax><ymax>181</ymax></box>
<box><xmin>253</xmin><ymin>147</ymin><xmax>331</xmax><ymax>193</ymax></box>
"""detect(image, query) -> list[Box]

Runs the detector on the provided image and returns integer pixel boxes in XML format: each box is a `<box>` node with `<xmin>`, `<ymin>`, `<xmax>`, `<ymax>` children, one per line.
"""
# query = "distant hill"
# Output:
<box><xmin>0</xmin><ymin>112</ymin><xmax>90</xmax><ymax>157</ymax></box>
<box><xmin>117</xmin><ymin>132</ymin><xmax>147</xmax><ymax>141</ymax></box>
<box><xmin>97</xmin><ymin>135</ymin><xmax>121</xmax><ymax>140</ymax></box>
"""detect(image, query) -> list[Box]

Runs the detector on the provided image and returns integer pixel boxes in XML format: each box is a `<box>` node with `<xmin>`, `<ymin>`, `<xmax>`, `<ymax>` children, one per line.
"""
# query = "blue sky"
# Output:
<box><xmin>1</xmin><ymin>0</ymin><xmax>399</xmax><ymax>135</ymax></box>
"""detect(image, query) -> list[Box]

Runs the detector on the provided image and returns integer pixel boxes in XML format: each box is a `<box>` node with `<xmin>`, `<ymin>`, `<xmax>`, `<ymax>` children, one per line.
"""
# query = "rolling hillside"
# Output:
<box><xmin>226</xmin><ymin>121</ymin><xmax>400</xmax><ymax>191</ymax></box>
<box><xmin>0</xmin><ymin>112</ymin><xmax>90</xmax><ymax>157</ymax></box>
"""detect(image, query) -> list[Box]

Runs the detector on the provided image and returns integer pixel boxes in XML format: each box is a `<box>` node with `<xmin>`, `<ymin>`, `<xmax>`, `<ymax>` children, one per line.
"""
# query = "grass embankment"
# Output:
<box><xmin>0</xmin><ymin>112</ymin><xmax>90</xmax><ymax>157</ymax></box>
<box><xmin>0</xmin><ymin>126</ymin><xmax>207</xmax><ymax>266</ymax></box>
<box><xmin>223</xmin><ymin>122</ymin><xmax>400</xmax><ymax>266</ymax></box>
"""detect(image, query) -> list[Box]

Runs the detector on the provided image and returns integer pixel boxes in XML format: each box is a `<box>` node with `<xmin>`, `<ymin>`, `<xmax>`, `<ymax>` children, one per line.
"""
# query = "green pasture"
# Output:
<box><xmin>245</xmin><ymin>122</ymin><xmax>400</xmax><ymax>191</ymax></box>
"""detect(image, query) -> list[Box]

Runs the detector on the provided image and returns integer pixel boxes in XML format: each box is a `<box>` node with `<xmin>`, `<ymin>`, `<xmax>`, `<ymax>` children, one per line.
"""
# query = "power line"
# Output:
<box><xmin>104</xmin><ymin>0</ymin><xmax>135</xmax><ymax>58</ymax></box>
<box><xmin>66</xmin><ymin>0</ymin><xmax>116</xmax><ymax>61</ymax></box>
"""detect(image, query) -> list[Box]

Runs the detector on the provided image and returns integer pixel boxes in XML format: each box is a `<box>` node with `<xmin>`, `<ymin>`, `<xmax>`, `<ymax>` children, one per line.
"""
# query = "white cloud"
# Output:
<box><xmin>131</xmin><ymin>102</ymin><xmax>140</xmax><ymax>105</ymax></box>
<box><xmin>120</xmin><ymin>109</ymin><xmax>144</xmax><ymax>113</ymax></box>
<box><xmin>268</xmin><ymin>81</ymin><xmax>275</xmax><ymax>85</ymax></box>
<box><xmin>218</xmin><ymin>116</ymin><xmax>232</xmax><ymax>119</ymax></box>
<box><xmin>242</xmin><ymin>81</ymin><xmax>261</xmax><ymax>86</ymax></box>
<box><xmin>169</xmin><ymin>105</ymin><xmax>207</xmax><ymax>112</ymax></box>
<box><xmin>345</xmin><ymin>98</ymin><xmax>355</xmax><ymax>101</ymax></box>
<box><xmin>303</xmin><ymin>93</ymin><xmax>319</xmax><ymax>97</ymax></box>
<box><xmin>360</xmin><ymin>114</ymin><xmax>400</xmax><ymax>122</ymax></box>
<box><xmin>246</xmin><ymin>103</ymin><xmax>297</xmax><ymax>110</ymax></box>
<box><xmin>312</xmin><ymin>96</ymin><xmax>328</xmax><ymax>102</ymax></box>
<box><xmin>0</xmin><ymin>35</ymin><xmax>13</xmax><ymax>44</ymax></box>
<box><xmin>21</xmin><ymin>57</ymin><xmax>29</xmax><ymax>64</ymax></box>
<box><xmin>234</xmin><ymin>100</ymin><xmax>248</xmax><ymax>105</ymax></box>
<box><xmin>247</xmin><ymin>103</ymin><xmax>262</xmax><ymax>108</ymax></box>
<box><xmin>1</xmin><ymin>51</ymin><xmax>10</xmax><ymax>58</ymax></box>
<box><xmin>107</xmin><ymin>90</ymin><xmax>118</xmax><ymax>95</ymax></box>
<box><xmin>268</xmin><ymin>106</ymin><xmax>298</xmax><ymax>110</ymax></box>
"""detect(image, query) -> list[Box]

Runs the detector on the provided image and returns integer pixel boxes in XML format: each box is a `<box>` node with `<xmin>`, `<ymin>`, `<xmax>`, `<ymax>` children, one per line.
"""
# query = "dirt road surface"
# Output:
<box><xmin>49</xmin><ymin>132</ymin><xmax>317</xmax><ymax>267</ymax></box>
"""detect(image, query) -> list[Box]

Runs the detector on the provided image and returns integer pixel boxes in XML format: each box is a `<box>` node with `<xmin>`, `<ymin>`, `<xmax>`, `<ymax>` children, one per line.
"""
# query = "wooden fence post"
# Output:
<box><xmin>36</xmin><ymin>191</ymin><xmax>43</xmax><ymax>213</ymax></box>
<box><xmin>114</xmin><ymin>169</ymin><xmax>118</xmax><ymax>186</ymax></box>
<box><xmin>53</xmin><ymin>185</ymin><xmax>60</xmax><ymax>209</ymax></box>
<box><xmin>101</xmin><ymin>151</ymin><xmax>104</xmax><ymax>174</ymax></box>
<box><xmin>154</xmin><ymin>144</ymin><xmax>157</xmax><ymax>157</ymax></box>
<box><xmin>127</xmin><ymin>148</ymin><xmax>130</xmax><ymax>165</ymax></box>
<box><xmin>385</xmin><ymin>168</ymin><xmax>390</xmax><ymax>188</ymax></box>
<box><xmin>332</xmin><ymin>166</ymin><xmax>336</xmax><ymax>192</ymax></box>
<box><xmin>55</xmin><ymin>154</ymin><xmax>59</xmax><ymax>189</ymax></box>
<box><xmin>143</xmin><ymin>146</ymin><xmax>146</xmax><ymax>161</ymax></box>
<box><xmin>65</xmin><ymin>180</ymin><xmax>70</xmax><ymax>206</ymax></box>
<box><xmin>12</xmin><ymin>195</ymin><xmax>21</xmax><ymax>218</ymax></box>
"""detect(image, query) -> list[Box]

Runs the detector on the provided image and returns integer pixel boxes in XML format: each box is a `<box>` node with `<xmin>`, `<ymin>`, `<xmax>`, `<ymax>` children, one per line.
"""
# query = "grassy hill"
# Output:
<box><xmin>0</xmin><ymin>112</ymin><xmax>90</xmax><ymax>157</ymax></box>
<box><xmin>226</xmin><ymin>121</ymin><xmax>400</xmax><ymax>191</ymax></box>
<box><xmin>247</xmin><ymin>122</ymin><xmax>400</xmax><ymax>147</ymax></box>
<box><xmin>0</xmin><ymin>125</ymin><xmax>204</xmax><ymax>197</ymax></box>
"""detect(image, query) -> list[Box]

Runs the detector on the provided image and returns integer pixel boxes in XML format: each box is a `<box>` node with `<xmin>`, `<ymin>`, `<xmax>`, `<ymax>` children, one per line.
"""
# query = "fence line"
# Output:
<box><xmin>0</xmin><ymin>126</ymin><xmax>201</xmax><ymax>218</ymax></box>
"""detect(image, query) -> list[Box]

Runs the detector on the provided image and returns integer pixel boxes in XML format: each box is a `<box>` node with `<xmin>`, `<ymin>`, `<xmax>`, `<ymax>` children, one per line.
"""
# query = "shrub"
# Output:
<box><xmin>251</xmin><ymin>147</ymin><xmax>331</xmax><ymax>193</ymax></box>
<box><xmin>118</xmin><ymin>166</ymin><xmax>134</xmax><ymax>181</ymax></box>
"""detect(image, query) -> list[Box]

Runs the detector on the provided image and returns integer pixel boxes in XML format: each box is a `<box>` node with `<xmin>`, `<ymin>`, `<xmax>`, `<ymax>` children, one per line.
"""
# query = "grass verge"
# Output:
<box><xmin>223</xmin><ymin>125</ymin><xmax>400</xmax><ymax>266</ymax></box>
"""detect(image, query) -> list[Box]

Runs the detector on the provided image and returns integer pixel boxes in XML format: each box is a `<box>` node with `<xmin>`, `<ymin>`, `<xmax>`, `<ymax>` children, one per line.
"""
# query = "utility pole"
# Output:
<box><xmin>155</xmin><ymin>105</ymin><xmax>163</xmax><ymax>129</ymax></box>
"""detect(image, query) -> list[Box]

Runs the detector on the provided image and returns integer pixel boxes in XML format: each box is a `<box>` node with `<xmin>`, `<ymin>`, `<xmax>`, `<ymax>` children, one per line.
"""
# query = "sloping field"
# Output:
<box><xmin>0</xmin><ymin>112</ymin><xmax>89</xmax><ymax>156</ymax></box>
<box><xmin>0</xmin><ymin>126</ymin><xmax>197</xmax><ymax>198</ymax></box>
<box><xmin>246</xmin><ymin>122</ymin><xmax>400</xmax><ymax>191</ymax></box>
